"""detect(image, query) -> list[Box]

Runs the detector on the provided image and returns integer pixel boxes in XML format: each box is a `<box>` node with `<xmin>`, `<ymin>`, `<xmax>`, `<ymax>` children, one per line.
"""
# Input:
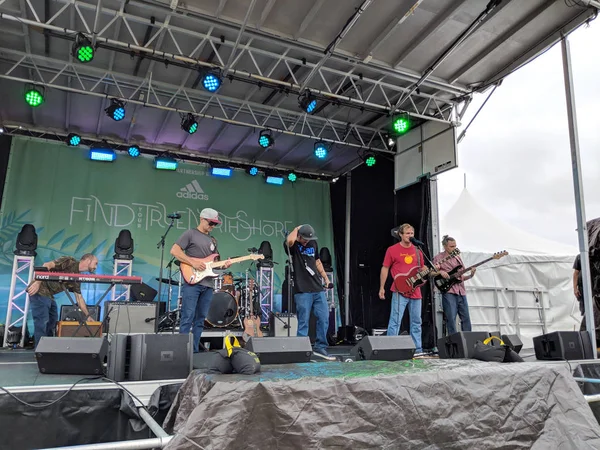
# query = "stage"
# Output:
<box><xmin>2</xmin><ymin>347</ymin><xmax>600</xmax><ymax>450</ymax></box>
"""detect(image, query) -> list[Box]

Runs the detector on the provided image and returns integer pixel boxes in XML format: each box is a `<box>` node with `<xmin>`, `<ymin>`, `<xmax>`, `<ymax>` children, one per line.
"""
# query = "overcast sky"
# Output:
<box><xmin>437</xmin><ymin>19</ymin><xmax>600</xmax><ymax>248</ymax></box>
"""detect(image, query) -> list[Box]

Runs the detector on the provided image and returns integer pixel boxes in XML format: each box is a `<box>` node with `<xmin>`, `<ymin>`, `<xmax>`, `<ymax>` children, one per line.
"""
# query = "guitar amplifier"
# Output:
<box><xmin>269</xmin><ymin>312</ymin><xmax>298</xmax><ymax>337</ymax></box>
<box><xmin>57</xmin><ymin>321</ymin><xmax>103</xmax><ymax>337</ymax></box>
<box><xmin>60</xmin><ymin>305</ymin><xmax>101</xmax><ymax>322</ymax></box>
<box><xmin>103</xmin><ymin>302</ymin><xmax>157</xmax><ymax>334</ymax></box>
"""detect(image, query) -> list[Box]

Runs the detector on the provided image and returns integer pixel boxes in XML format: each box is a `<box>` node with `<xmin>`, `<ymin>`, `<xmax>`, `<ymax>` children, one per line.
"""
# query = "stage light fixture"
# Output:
<box><xmin>0</xmin><ymin>127</ymin><xmax>4</xmax><ymax>134</ymax></box>
<box><xmin>202</xmin><ymin>71</ymin><xmax>222</xmax><ymax>92</ymax></box>
<box><xmin>181</xmin><ymin>113</ymin><xmax>198</xmax><ymax>134</ymax></box>
<box><xmin>72</xmin><ymin>33</ymin><xmax>94</xmax><ymax>63</ymax></box>
<box><xmin>89</xmin><ymin>147</ymin><xmax>116</xmax><ymax>162</ymax></box>
<box><xmin>154</xmin><ymin>156</ymin><xmax>178</xmax><ymax>170</ymax></box>
<box><xmin>14</xmin><ymin>224</ymin><xmax>38</xmax><ymax>256</ymax></box>
<box><xmin>258</xmin><ymin>129</ymin><xmax>274</xmax><ymax>149</ymax></box>
<box><xmin>364</xmin><ymin>153</ymin><xmax>376</xmax><ymax>167</ymax></box>
<box><xmin>67</xmin><ymin>133</ymin><xmax>81</xmax><ymax>147</ymax></box>
<box><xmin>265</xmin><ymin>175</ymin><xmax>284</xmax><ymax>185</ymax></box>
<box><xmin>392</xmin><ymin>114</ymin><xmax>410</xmax><ymax>135</ymax></box>
<box><xmin>105</xmin><ymin>99</ymin><xmax>126</xmax><ymax>121</ymax></box>
<box><xmin>128</xmin><ymin>145</ymin><xmax>140</xmax><ymax>157</ymax></box>
<box><xmin>210</xmin><ymin>166</ymin><xmax>233</xmax><ymax>178</ymax></box>
<box><xmin>314</xmin><ymin>141</ymin><xmax>328</xmax><ymax>159</ymax></box>
<box><xmin>24</xmin><ymin>87</ymin><xmax>44</xmax><ymax>107</ymax></box>
<box><xmin>288</xmin><ymin>172</ymin><xmax>297</xmax><ymax>182</ymax></box>
<box><xmin>298</xmin><ymin>90</ymin><xmax>317</xmax><ymax>114</ymax></box>
<box><xmin>247</xmin><ymin>166</ymin><xmax>259</xmax><ymax>176</ymax></box>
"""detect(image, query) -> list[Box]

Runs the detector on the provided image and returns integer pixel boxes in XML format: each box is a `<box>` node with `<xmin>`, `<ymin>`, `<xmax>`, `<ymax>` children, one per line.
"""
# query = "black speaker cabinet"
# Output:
<box><xmin>501</xmin><ymin>334</ymin><xmax>523</xmax><ymax>354</ymax></box>
<box><xmin>35</xmin><ymin>337</ymin><xmax>108</xmax><ymax>375</ymax></box>
<box><xmin>103</xmin><ymin>302</ymin><xmax>157</xmax><ymax>334</ymax></box>
<box><xmin>130</xmin><ymin>283</ymin><xmax>158</xmax><ymax>302</ymax></box>
<box><xmin>533</xmin><ymin>331</ymin><xmax>593</xmax><ymax>361</ymax></box>
<box><xmin>438</xmin><ymin>331</ymin><xmax>491</xmax><ymax>359</ymax></box>
<box><xmin>128</xmin><ymin>333</ymin><xmax>193</xmax><ymax>381</ymax></box>
<box><xmin>350</xmin><ymin>335</ymin><xmax>415</xmax><ymax>361</ymax></box>
<box><xmin>60</xmin><ymin>305</ymin><xmax>101</xmax><ymax>322</ymax></box>
<box><xmin>246</xmin><ymin>337</ymin><xmax>312</xmax><ymax>364</ymax></box>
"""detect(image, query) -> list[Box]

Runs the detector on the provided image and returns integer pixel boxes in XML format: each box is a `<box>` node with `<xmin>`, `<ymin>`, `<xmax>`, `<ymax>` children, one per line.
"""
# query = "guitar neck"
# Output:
<box><xmin>211</xmin><ymin>255</ymin><xmax>255</xmax><ymax>269</ymax></box>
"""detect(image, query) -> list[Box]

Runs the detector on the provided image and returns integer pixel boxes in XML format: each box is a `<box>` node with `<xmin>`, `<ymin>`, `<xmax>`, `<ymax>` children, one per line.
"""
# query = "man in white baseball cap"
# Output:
<box><xmin>171</xmin><ymin>207</ymin><xmax>230</xmax><ymax>352</ymax></box>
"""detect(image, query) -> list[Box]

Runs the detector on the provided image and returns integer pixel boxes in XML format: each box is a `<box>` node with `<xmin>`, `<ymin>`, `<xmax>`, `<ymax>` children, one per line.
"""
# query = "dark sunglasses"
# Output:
<box><xmin>207</xmin><ymin>221</ymin><xmax>219</xmax><ymax>227</ymax></box>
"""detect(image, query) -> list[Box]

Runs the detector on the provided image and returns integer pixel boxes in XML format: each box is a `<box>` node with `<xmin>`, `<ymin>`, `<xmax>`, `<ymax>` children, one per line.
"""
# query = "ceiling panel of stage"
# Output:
<box><xmin>0</xmin><ymin>0</ymin><xmax>596</xmax><ymax>176</ymax></box>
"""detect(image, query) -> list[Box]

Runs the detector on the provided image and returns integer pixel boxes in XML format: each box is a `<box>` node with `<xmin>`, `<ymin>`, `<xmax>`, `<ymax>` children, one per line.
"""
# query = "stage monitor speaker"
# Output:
<box><xmin>246</xmin><ymin>337</ymin><xmax>312</xmax><ymax>364</ymax></box>
<box><xmin>103</xmin><ymin>302</ymin><xmax>157</xmax><ymax>334</ymax></box>
<box><xmin>438</xmin><ymin>331</ymin><xmax>491</xmax><ymax>359</ymax></box>
<box><xmin>269</xmin><ymin>313</ymin><xmax>298</xmax><ymax>337</ymax></box>
<box><xmin>35</xmin><ymin>337</ymin><xmax>108</xmax><ymax>375</ymax></box>
<box><xmin>130</xmin><ymin>283</ymin><xmax>157</xmax><ymax>302</ymax></box>
<box><xmin>533</xmin><ymin>331</ymin><xmax>593</xmax><ymax>361</ymax></box>
<box><xmin>350</xmin><ymin>335</ymin><xmax>415</xmax><ymax>361</ymax></box>
<box><xmin>580</xmin><ymin>331</ymin><xmax>595</xmax><ymax>360</ymax></box>
<box><xmin>60</xmin><ymin>305</ymin><xmax>100</xmax><ymax>322</ymax></box>
<box><xmin>501</xmin><ymin>334</ymin><xmax>523</xmax><ymax>354</ymax></box>
<box><xmin>128</xmin><ymin>333</ymin><xmax>193</xmax><ymax>381</ymax></box>
<box><xmin>107</xmin><ymin>334</ymin><xmax>128</xmax><ymax>382</ymax></box>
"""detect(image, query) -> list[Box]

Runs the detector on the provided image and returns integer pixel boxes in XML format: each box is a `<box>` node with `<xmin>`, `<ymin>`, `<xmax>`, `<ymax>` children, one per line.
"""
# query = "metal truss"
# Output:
<box><xmin>0</xmin><ymin>48</ymin><xmax>402</xmax><ymax>153</ymax></box>
<box><xmin>0</xmin><ymin>0</ymin><xmax>460</xmax><ymax>126</ymax></box>
<box><xmin>3</xmin><ymin>255</ymin><xmax>34</xmax><ymax>348</ymax></box>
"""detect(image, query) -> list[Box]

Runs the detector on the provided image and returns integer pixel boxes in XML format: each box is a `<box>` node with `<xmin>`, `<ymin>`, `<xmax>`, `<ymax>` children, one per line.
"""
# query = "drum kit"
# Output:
<box><xmin>154</xmin><ymin>267</ymin><xmax>261</xmax><ymax>332</ymax></box>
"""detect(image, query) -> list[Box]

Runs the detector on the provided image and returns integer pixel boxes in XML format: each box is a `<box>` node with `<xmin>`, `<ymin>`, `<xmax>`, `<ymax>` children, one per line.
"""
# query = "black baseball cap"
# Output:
<box><xmin>298</xmin><ymin>224</ymin><xmax>318</xmax><ymax>240</ymax></box>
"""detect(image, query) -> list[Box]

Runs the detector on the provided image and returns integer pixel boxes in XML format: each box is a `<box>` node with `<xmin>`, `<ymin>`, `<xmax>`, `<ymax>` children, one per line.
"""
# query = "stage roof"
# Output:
<box><xmin>0</xmin><ymin>0</ymin><xmax>597</xmax><ymax>176</ymax></box>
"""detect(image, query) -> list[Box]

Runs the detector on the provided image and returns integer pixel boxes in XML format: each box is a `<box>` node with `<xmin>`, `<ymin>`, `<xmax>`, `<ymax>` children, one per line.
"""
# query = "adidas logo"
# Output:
<box><xmin>177</xmin><ymin>180</ymin><xmax>209</xmax><ymax>200</ymax></box>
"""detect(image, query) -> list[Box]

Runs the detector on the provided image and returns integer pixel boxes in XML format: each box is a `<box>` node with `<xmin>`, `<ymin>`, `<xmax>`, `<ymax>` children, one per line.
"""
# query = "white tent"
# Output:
<box><xmin>440</xmin><ymin>189</ymin><xmax>580</xmax><ymax>349</ymax></box>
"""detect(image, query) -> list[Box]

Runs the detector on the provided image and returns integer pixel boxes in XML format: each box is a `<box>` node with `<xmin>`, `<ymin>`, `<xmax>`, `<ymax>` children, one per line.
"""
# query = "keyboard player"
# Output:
<box><xmin>27</xmin><ymin>253</ymin><xmax>98</xmax><ymax>348</ymax></box>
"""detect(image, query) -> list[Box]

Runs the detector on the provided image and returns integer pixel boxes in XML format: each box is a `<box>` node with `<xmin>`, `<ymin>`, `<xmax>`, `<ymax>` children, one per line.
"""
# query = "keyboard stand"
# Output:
<box><xmin>63</xmin><ymin>282</ymin><xmax>116</xmax><ymax>337</ymax></box>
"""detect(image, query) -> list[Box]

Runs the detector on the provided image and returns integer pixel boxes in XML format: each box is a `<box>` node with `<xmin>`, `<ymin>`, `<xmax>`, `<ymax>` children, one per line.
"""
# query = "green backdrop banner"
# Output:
<box><xmin>0</xmin><ymin>137</ymin><xmax>335</xmax><ymax>331</ymax></box>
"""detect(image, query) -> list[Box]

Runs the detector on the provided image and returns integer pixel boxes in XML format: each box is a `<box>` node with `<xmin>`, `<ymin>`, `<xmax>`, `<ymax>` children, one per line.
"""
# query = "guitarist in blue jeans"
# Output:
<box><xmin>433</xmin><ymin>235</ymin><xmax>475</xmax><ymax>335</ymax></box>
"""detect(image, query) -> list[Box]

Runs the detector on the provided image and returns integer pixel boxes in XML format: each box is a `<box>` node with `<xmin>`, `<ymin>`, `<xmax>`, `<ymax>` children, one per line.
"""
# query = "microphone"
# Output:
<box><xmin>410</xmin><ymin>237</ymin><xmax>425</xmax><ymax>247</ymax></box>
<box><xmin>167</xmin><ymin>212</ymin><xmax>181</xmax><ymax>220</ymax></box>
<box><xmin>326</xmin><ymin>282</ymin><xmax>334</xmax><ymax>289</ymax></box>
<box><xmin>247</xmin><ymin>247</ymin><xmax>258</xmax><ymax>253</ymax></box>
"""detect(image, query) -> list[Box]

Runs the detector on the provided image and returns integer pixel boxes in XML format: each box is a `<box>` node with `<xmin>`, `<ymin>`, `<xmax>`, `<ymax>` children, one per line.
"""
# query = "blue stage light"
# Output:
<box><xmin>210</xmin><ymin>167</ymin><xmax>233</xmax><ymax>178</ymax></box>
<box><xmin>299</xmin><ymin>90</ymin><xmax>318</xmax><ymax>114</ymax></box>
<box><xmin>154</xmin><ymin>156</ymin><xmax>178</xmax><ymax>170</ymax></box>
<box><xmin>89</xmin><ymin>148</ymin><xmax>116</xmax><ymax>162</ymax></box>
<box><xmin>314</xmin><ymin>141</ymin><xmax>328</xmax><ymax>159</ymax></box>
<box><xmin>67</xmin><ymin>133</ymin><xmax>81</xmax><ymax>147</ymax></box>
<box><xmin>248</xmin><ymin>166</ymin><xmax>259</xmax><ymax>176</ymax></box>
<box><xmin>202</xmin><ymin>73</ymin><xmax>222</xmax><ymax>92</ymax></box>
<box><xmin>128</xmin><ymin>145</ymin><xmax>140</xmax><ymax>157</ymax></box>
<box><xmin>265</xmin><ymin>175</ymin><xmax>284</xmax><ymax>185</ymax></box>
<box><xmin>105</xmin><ymin>99</ymin><xmax>126</xmax><ymax>121</ymax></box>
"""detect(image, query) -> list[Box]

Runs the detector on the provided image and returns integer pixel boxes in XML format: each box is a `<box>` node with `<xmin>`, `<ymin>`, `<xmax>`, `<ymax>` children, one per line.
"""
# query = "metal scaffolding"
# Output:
<box><xmin>3</xmin><ymin>255</ymin><xmax>34</xmax><ymax>348</ymax></box>
<box><xmin>257</xmin><ymin>266</ymin><xmax>274</xmax><ymax>325</ymax></box>
<box><xmin>111</xmin><ymin>259</ymin><xmax>133</xmax><ymax>301</ymax></box>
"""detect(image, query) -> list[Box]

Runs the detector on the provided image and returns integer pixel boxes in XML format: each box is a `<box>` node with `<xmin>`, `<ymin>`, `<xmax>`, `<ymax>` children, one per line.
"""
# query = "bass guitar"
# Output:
<box><xmin>393</xmin><ymin>249</ymin><xmax>460</xmax><ymax>296</ymax></box>
<box><xmin>434</xmin><ymin>250</ymin><xmax>508</xmax><ymax>293</ymax></box>
<box><xmin>181</xmin><ymin>253</ymin><xmax>264</xmax><ymax>284</ymax></box>
<box><xmin>243</xmin><ymin>279</ymin><xmax>263</xmax><ymax>341</ymax></box>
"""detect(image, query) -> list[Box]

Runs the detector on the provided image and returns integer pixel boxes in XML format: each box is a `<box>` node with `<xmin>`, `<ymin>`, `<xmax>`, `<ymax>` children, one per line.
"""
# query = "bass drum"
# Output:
<box><xmin>205</xmin><ymin>291</ymin><xmax>238</xmax><ymax>327</ymax></box>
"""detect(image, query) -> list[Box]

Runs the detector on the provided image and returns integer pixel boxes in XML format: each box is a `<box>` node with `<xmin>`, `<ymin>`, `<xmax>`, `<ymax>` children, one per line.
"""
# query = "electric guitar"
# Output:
<box><xmin>243</xmin><ymin>279</ymin><xmax>263</xmax><ymax>341</ymax></box>
<box><xmin>393</xmin><ymin>249</ymin><xmax>460</xmax><ymax>296</ymax></box>
<box><xmin>180</xmin><ymin>253</ymin><xmax>264</xmax><ymax>284</ymax></box>
<box><xmin>434</xmin><ymin>250</ymin><xmax>508</xmax><ymax>293</ymax></box>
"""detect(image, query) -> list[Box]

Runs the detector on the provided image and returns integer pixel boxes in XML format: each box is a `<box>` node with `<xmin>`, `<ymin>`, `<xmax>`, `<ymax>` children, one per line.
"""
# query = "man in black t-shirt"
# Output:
<box><xmin>285</xmin><ymin>224</ymin><xmax>335</xmax><ymax>361</ymax></box>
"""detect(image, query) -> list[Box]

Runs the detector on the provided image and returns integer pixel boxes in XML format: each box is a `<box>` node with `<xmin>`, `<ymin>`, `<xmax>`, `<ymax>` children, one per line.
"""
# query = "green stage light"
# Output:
<box><xmin>258</xmin><ymin>129</ymin><xmax>274</xmax><ymax>149</ymax></box>
<box><xmin>288</xmin><ymin>172</ymin><xmax>297</xmax><ymax>182</ymax></box>
<box><xmin>181</xmin><ymin>113</ymin><xmax>198</xmax><ymax>134</ymax></box>
<box><xmin>392</xmin><ymin>115</ymin><xmax>410</xmax><ymax>134</ymax></box>
<box><xmin>25</xmin><ymin>87</ymin><xmax>44</xmax><ymax>107</ymax></box>
<box><xmin>67</xmin><ymin>133</ymin><xmax>81</xmax><ymax>146</ymax></box>
<box><xmin>364</xmin><ymin>153</ymin><xmax>376</xmax><ymax>167</ymax></box>
<box><xmin>72</xmin><ymin>33</ymin><xmax>94</xmax><ymax>63</ymax></box>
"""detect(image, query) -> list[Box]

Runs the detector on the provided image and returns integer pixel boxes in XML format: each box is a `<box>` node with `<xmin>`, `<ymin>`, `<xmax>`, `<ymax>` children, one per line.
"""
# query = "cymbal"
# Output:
<box><xmin>155</xmin><ymin>277</ymin><xmax>179</xmax><ymax>286</ymax></box>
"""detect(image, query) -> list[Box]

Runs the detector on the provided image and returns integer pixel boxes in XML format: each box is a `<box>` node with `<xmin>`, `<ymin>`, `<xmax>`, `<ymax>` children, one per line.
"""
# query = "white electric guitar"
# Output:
<box><xmin>180</xmin><ymin>253</ymin><xmax>264</xmax><ymax>284</ymax></box>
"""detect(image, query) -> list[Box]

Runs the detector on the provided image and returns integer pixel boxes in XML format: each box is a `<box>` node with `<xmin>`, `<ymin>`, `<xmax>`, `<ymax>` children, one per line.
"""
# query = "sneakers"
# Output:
<box><xmin>413</xmin><ymin>352</ymin><xmax>427</xmax><ymax>358</ymax></box>
<box><xmin>313</xmin><ymin>349</ymin><xmax>337</xmax><ymax>361</ymax></box>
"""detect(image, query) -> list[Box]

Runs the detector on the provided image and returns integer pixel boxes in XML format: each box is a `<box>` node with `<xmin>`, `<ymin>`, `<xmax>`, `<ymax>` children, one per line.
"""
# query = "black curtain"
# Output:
<box><xmin>394</xmin><ymin>177</ymin><xmax>435</xmax><ymax>350</ymax></box>
<box><xmin>0</xmin><ymin>135</ymin><xmax>12</xmax><ymax>210</ymax></box>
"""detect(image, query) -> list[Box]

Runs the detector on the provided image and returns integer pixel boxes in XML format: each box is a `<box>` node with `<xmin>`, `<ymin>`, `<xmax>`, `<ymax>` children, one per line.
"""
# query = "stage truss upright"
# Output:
<box><xmin>257</xmin><ymin>267</ymin><xmax>274</xmax><ymax>325</ymax></box>
<box><xmin>3</xmin><ymin>255</ymin><xmax>34</xmax><ymax>348</ymax></box>
<box><xmin>111</xmin><ymin>259</ymin><xmax>133</xmax><ymax>301</ymax></box>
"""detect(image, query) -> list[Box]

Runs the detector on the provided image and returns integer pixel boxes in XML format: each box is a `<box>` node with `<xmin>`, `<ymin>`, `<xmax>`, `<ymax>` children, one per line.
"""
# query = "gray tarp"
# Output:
<box><xmin>162</xmin><ymin>359</ymin><xmax>600</xmax><ymax>449</ymax></box>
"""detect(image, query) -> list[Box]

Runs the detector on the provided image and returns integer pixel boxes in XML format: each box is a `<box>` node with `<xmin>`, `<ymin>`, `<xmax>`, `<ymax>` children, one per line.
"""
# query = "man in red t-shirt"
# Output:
<box><xmin>379</xmin><ymin>223</ymin><xmax>424</xmax><ymax>355</ymax></box>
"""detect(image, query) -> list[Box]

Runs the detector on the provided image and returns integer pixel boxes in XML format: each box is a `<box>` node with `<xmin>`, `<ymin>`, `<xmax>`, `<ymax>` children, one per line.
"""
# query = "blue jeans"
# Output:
<box><xmin>180</xmin><ymin>284</ymin><xmax>214</xmax><ymax>352</ymax></box>
<box><xmin>387</xmin><ymin>292</ymin><xmax>422</xmax><ymax>353</ymax></box>
<box><xmin>294</xmin><ymin>291</ymin><xmax>329</xmax><ymax>352</ymax></box>
<box><xmin>442</xmin><ymin>293</ymin><xmax>472</xmax><ymax>335</ymax></box>
<box><xmin>30</xmin><ymin>294</ymin><xmax>58</xmax><ymax>349</ymax></box>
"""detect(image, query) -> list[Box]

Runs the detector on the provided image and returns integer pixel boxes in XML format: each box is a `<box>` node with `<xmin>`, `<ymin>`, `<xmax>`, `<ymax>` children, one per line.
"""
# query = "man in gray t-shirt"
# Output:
<box><xmin>171</xmin><ymin>207</ymin><xmax>231</xmax><ymax>352</ymax></box>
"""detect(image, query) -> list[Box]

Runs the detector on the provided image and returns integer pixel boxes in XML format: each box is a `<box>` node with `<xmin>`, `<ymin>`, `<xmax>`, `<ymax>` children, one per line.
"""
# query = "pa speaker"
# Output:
<box><xmin>501</xmin><ymin>334</ymin><xmax>523</xmax><ymax>354</ymax></box>
<box><xmin>35</xmin><ymin>337</ymin><xmax>108</xmax><ymax>375</ymax></box>
<box><xmin>128</xmin><ymin>333</ymin><xmax>193</xmax><ymax>381</ymax></box>
<box><xmin>533</xmin><ymin>331</ymin><xmax>593</xmax><ymax>361</ymax></box>
<box><xmin>245</xmin><ymin>337</ymin><xmax>312</xmax><ymax>364</ymax></box>
<box><xmin>350</xmin><ymin>336</ymin><xmax>415</xmax><ymax>361</ymax></box>
<box><xmin>438</xmin><ymin>331</ymin><xmax>491</xmax><ymax>359</ymax></box>
<box><xmin>130</xmin><ymin>283</ymin><xmax>157</xmax><ymax>302</ymax></box>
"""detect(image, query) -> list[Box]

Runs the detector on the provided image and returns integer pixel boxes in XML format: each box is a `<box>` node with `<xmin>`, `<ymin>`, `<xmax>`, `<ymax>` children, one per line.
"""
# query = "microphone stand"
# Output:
<box><xmin>284</xmin><ymin>235</ymin><xmax>294</xmax><ymax>337</ymax></box>
<box><xmin>155</xmin><ymin>217</ymin><xmax>176</xmax><ymax>333</ymax></box>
